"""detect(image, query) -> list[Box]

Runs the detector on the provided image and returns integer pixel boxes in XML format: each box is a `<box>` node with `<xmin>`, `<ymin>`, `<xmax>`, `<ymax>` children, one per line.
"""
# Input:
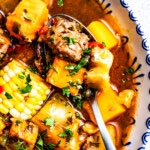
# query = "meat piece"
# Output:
<box><xmin>0</xmin><ymin>28</ymin><xmax>10</xmax><ymax>60</ymax></box>
<box><xmin>46</xmin><ymin>18</ymin><xmax>89</xmax><ymax>62</ymax></box>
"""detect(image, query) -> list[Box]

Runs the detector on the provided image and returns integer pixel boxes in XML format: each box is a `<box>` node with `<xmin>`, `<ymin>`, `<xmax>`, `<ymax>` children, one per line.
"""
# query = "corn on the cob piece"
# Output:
<box><xmin>0</xmin><ymin>60</ymin><xmax>51</xmax><ymax>120</ymax></box>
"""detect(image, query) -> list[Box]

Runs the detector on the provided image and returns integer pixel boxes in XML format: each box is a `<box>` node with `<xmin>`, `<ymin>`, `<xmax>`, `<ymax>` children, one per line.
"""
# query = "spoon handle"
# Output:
<box><xmin>90</xmin><ymin>95</ymin><xmax>116</xmax><ymax>150</ymax></box>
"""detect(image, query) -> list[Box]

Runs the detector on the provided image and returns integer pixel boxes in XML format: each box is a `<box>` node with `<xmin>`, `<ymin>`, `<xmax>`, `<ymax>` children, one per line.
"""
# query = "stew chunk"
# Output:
<box><xmin>46</xmin><ymin>17</ymin><xmax>89</xmax><ymax>62</ymax></box>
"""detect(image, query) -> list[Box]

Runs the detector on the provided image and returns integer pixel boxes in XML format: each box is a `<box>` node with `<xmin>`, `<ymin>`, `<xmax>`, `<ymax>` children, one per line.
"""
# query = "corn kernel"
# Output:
<box><xmin>31</xmin><ymin>109</ymin><xmax>37</xmax><ymax>115</ymax></box>
<box><xmin>0</xmin><ymin>78</ymin><xmax>6</xmax><ymax>85</ymax></box>
<box><xmin>24</xmin><ymin>107</ymin><xmax>31</xmax><ymax>115</ymax></box>
<box><xmin>0</xmin><ymin>104</ymin><xmax>9</xmax><ymax>114</ymax></box>
<box><xmin>14</xmin><ymin>92</ymin><xmax>24</xmax><ymax>101</ymax></box>
<box><xmin>20</xmin><ymin>112</ymin><xmax>28</xmax><ymax>120</ymax></box>
<box><xmin>34</xmin><ymin>94</ymin><xmax>43</xmax><ymax>101</ymax></box>
<box><xmin>46</xmin><ymin>89</ymin><xmax>50</xmax><ymax>95</ymax></box>
<box><xmin>0</xmin><ymin>70</ymin><xmax>5</xmax><ymax>77</ymax></box>
<box><xmin>25</xmin><ymin>103</ymin><xmax>35</xmax><ymax>110</ymax></box>
<box><xmin>15</xmin><ymin>103</ymin><xmax>25</xmax><ymax>112</ymax></box>
<box><xmin>3</xmin><ymin>74</ymin><xmax>10</xmax><ymax>82</ymax></box>
<box><xmin>9</xmin><ymin>82</ymin><xmax>18</xmax><ymax>91</ymax></box>
<box><xmin>4</xmin><ymin>84</ymin><xmax>13</xmax><ymax>94</ymax></box>
<box><xmin>35</xmin><ymin>105</ymin><xmax>41</xmax><ymax>110</ymax></box>
<box><xmin>26</xmin><ymin>97</ymin><xmax>37</xmax><ymax>105</ymax></box>
<box><xmin>7</xmin><ymin>69</ymin><xmax>15</xmax><ymax>78</ymax></box>
<box><xmin>38</xmin><ymin>100</ymin><xmax>43</xmax><ymax>105</ymax></box>
<box><xmin>11</xmin><ymin>76</ymin><xmax>22</xmax><ymax>86</ymax></box>
<box><xmin>0</xmin><ymin>98</ymin><xmax>2</xmax><ymax>103</ymax></box>
<box><xmin>10</xmin><ymin>108</ymin><xmax>20</xmax><ymax>118</ymax></box>
<box><xmin>29</xmin><ymin>89</ymin><xmax>38</xmax><ymax>97</ymax></box>
<box><xmin>3</xmin><ymin>99</ymin><xmax>13</xmax><ymax>109</ymax></box>
<box><xmin>3</xmin><ymin>66</ymin><xmax>9</xmax><ymax>72</ymax></box>
<box><xmin>9</xmin><ymin>98</ymin><xmax>20</xmax><ymax>106</ymax></box>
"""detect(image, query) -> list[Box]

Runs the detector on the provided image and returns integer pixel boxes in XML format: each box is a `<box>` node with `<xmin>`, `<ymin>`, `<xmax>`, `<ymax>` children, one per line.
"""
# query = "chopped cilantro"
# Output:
<box><xmin>22</xmin><ymin>10</ymin><xmax>35</xmax><ymax>23</ymax></box>
<box><xmin>124</xmin><ymin>67</ymin><xmax>134</xmax><ymax>75</ymax></box>
<box><xmin>15</xmin><ymin>120</ymin><xmax>22</xmax><ymax>126</ymax></box>
<box><xmin>18</xmin><ymin>74</ymin><xmax>25</xmax><ymax>79</ymax></box>
<box><xmin>68</xmin><ymin>81</ymin><xmax>83</xmax><ymax>89</ymax></box>
<box><xmin>59</xmin><ymin>127</ymin><xmax>73</xmax><ymax>142</ymax></box>
<box><xmin>36</xmin><ymin>130</ymin><xmax>61</xmax><ymax>150</ymax></box>
<box><xmin>19</xmin><ymin>84</ymin><xmax>32</xmax><ymax>94</ymax></box>
<box><xmin>62</xmin><ymin>86</ymin><xmax>70</xmax><ymax>97</ymax></box>
<box><xmin>72</xmin><ymin>95</ymin><xmax>83</xmax><ymax>109</ymax></box>
<box><xmin>57</xmin><ymin>0</ymin><xmax>63</xmax><ymax>6</ymax></box>
<box><xmin>14</xmin><ymin>140</ymin><xmax>27</xmax><ymax>150</ymax></box>
<box><xmin>29</xmin><ymin>65</ymin><xmax>36</xmax><ymax>73</ymax></box>
<box><xmin>83</xmin><ymin>48</ymin><xmax>92</xmax><ymax>54</ymax></box>
<box><xmin>75</xmin><ymin>112</ymin><xmax>82</xmax><ymax>119</ymax></box>
<box><xmin>5</xmin><ymin>92</ymin><xmax>13</xmax><ymax>99</ymax></box>
<box><xmin>50</xmin><ymin>38</ymin><xmax>55</xmax><ymax>43</ymax></box>
<box><xmin>64</xmin><ymin>64</ymin><xmax>75</xmax><ymax>70</ymax></box>
<box><xmin>70</xmin><ymin>57</ymin><xmax>89</xmax><ymax>75</ymax></box>
<box><xmin>63</xmin><ymin>37</ymin><xmax>77</xmax><ymax>45</ymax></box>
<box><xmin>48</xmin><ymin>64</ymin><xmax>57</xmax><ymax>73</ymax></box>
<box><xmin>26</xmin><ymin>74</ymin><xmax>31</xmax><ymax>83</ymax></box>
<box><xmin>44</xmin><ymin>118</ymin><xmax>55</xmax><ymax>129</ymax></box>
<box><xmin>102</xmin><ymin>42</ymin><xmax>106</xmax><ymax>47</ymax></box>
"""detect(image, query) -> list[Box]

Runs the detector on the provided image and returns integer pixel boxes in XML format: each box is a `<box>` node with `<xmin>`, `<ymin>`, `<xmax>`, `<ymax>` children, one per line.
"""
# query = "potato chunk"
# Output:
<box><xmin>46</xmin><ymin>57</ymin><xmax>86</xmax><ymax>96</ymax></box>
<box><xmin>32</xmin><ymin>93</ymin><xmax>80</xmax><ymax>150</ymax></box>
<box><xmin>6</xmin><ymin>0</ymin><xmax>48</xmax><ymax>41</ymax></box>
<box><xmin>85</xmin><ymin>46</ymin><xmax>113</xmax><ymax>91</ymax></box>
<box><xmin>10</xmin><ymin>118</ymin><xmax>38</xmax><ymax>149</ymax></box>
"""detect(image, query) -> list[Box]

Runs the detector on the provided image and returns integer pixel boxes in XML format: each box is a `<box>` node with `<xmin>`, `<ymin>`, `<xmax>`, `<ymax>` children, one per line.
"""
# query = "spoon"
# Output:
<box><xmin>49</xmin><ymin>14</ymin><xmax>116</xmax><ymax>150</ymax></box>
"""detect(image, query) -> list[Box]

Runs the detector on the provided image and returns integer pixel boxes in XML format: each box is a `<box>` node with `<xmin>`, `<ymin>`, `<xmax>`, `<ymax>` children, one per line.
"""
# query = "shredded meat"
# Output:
<box><xmin>46</xmin><ymin>18</ymin><xmax>89</xmax><ymax>62</ymax></box>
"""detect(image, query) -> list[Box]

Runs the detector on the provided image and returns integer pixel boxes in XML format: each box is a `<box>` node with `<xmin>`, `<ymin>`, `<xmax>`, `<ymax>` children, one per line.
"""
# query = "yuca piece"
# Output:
<box><xmin>6</xmin><ymin>0</ymin><xmax>48</xmax><ymax>41</ymax></box>
<box><xmin>0</xmin><ymin>60</ymin><xmax>51</xmax><ymax>120</ymax></box>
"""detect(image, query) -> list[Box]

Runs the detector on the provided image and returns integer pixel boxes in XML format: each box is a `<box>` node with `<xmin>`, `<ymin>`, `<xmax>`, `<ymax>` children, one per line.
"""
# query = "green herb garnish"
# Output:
<box><xmin>72</xmin><ymin>95</ymin><xmax>83</xmax><ymax>109</ymax></box>
<box><xmin>62</xmin><ymin>86</ymin><xmax>70</xmax><ymax>97</ymax></box>
<box><xmin>64</xmin><ymin>64</ymin><xmax>75</xmax><ymax>70</ymax></box>
<box><xmin>68</xmin><ymin>81</ymin><xmax>83</xmax><ymax>89</ymax></box>
<box><xmin>15</xmin><ymin>120</ymin><xmax>22</xmax><ymax>126</ymax></box>
<box><xmin>83</xmin><ymin>48</ymin><xmax>92</xmax><ymax>54</ymax></box>
<box><xmin>29</xmin><ymin>65</ymin><xmax>36</xmax><ymax>73</ymax></box>
<box><xmin>63</xmin><ymin>37</ymin><xmax>77</xmax><ymax>45</ymax></box>
<box><xmin>5</xmin><ymin>92</ymin><xmax>13</xmax><ymax>99</ymax></box>
<box><xmin>44</xmin><ymin>118</ymin><xmax>55</xmax><ymax>129</ymax></box>
<box><xmin>36</xmin><ymin>130</ymin><xmax>61</xmax><ymax>150</ymax></box>
<box><xmin>14</xmin><ymin>140</ymin><xmax>27</xmax><ymax>150</ymax></box>
<box><xmin>59</xmin><ymin>127</ymin><xmax>73</xmax><ymax>142</ymax></box>
<box><xmin>19</xmin><ymin>84</ymin><xmax>32</xmax><ymax>94</ymax></box>
<box><xmin>124</xmin><ymin>67</ymin><xmax>134</xmax><ymax>75</ymax></box>
<box><xmin>22</xmin><ymin>10</ymin><xmax>35</xmax><ymax>23</ymax></box>
<box><xmin>48</xmin><ymin>64</ymin><xmax>57</xmax><ymax>73</ymax></box>
<box><xmin>57</xmin><ymin>0</ymin><xmax>64</xmax><ymax>6</ymax></box>
<box><xmin>70</xmin><ymin>57</ymin><xmax>89</xmax><ymax>75</ymax></box>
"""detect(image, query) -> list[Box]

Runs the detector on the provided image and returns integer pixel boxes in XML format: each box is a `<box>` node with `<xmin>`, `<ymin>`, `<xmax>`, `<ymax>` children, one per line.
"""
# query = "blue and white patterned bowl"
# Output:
<box><xmin>101</xmin><ymin>0</ymin><xmax>150</xmax><ymax>149</ymax></box>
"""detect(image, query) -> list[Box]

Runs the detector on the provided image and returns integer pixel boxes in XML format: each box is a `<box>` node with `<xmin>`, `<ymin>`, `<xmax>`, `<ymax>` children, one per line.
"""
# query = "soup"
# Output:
<box><xmin>0</xmin><ymin>0</ymin><xmax>137</xmax><ymax>149</ymax></box>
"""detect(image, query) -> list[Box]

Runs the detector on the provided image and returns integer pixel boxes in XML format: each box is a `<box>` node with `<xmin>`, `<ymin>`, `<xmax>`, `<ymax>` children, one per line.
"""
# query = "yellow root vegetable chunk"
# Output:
<box><xmin>10</xmin><ymin>118</ymin><xmax>38</xmax><ymax>149</ymax></box>
<box><xmin>46</xmin><ymin>57</ymin><xmax>86</xmax><ymax>96</ymax></box>
<box><xmin>32</xmin><ymin>93</ymin><xmax>80</xmax><ymax>150</ymax></box>
<box><xmin>85</xmin><ymin>67</ymin><xmax>110</xmax><ymax>92</ymax></box>
<box><xmin>97</xmin><ymin>87</ymin><xmax>126</xmax><ymax>122</ymax></box>
<box><xmin>6</xmin><ymin>0</ymin><xmax>48</xmax><ymax>41</ymax></box>
<box><xmin>87</xmin><ymin>21</ymin><xmax>118</xmax><ymax>49</ymax></box>
<box><xmin>91</xmin><ymin>46</ymin><xmax>114</xmax><ymax>70</ymax></box>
